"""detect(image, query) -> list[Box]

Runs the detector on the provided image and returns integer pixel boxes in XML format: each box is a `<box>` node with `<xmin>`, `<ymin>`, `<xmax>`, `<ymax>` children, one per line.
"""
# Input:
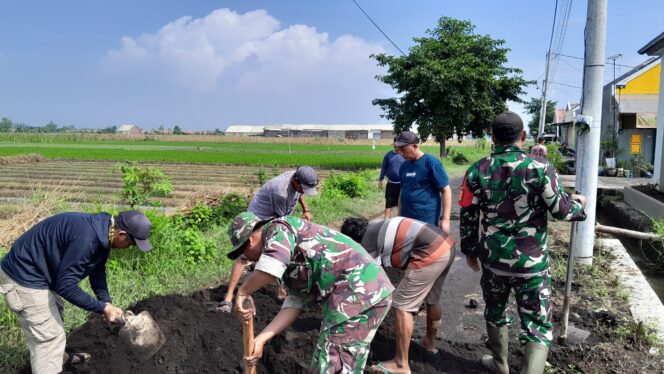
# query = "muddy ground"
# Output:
<box><xmin>44</xmin><ymin>263</ymin><xmax>661</xmax><ymax>374</ymax></box>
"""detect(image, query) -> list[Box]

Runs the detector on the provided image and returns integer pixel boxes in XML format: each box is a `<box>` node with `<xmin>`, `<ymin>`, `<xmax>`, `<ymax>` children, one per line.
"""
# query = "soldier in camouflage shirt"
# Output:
<box><xmin>459</xmin><ymin>112</ymin><xmax>586</xmax><ymax>374</ymax></box>
<box><xmin>227</xmin><ymin>212</ymin><xmax>394</xmax><ymax>374</ymax></box>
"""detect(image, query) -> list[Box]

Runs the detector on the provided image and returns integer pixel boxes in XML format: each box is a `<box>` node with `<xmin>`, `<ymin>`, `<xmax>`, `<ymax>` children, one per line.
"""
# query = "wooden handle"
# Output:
<box><xmin>243</xmin><ymin>317</ymin><xmax>256</xmax><ymax>374</ymax></box>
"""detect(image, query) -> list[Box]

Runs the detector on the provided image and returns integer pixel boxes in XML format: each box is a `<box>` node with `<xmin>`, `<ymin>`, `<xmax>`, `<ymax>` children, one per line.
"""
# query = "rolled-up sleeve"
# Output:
<box><xmin>541</xmin><ymin>163</ymin><xmax>586</xmax><ymax>221</ymax></box>
<box><xmin>255</xmin><ymin>223</ymin><xmax>295</xmax><ymax>279</ymax></box>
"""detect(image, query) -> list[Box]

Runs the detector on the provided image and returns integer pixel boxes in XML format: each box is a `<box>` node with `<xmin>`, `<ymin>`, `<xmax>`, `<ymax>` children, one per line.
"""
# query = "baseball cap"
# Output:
<box><xmin>294</xmin><ymin>166</ymin><xmax>318</xmax><ymax>196</ymax></box>
<box><xmin>393</xmin><ymin>131</ymin><xmax>420</xmax><ymax>147</ymax></box>
<box><xmin>227</xmin><ymin>212</ymin><xmax>265</xmax><ymax>260</ymax></box>
<box><xmin>491</xmin><ymin>111</ymin><xmax>524</xmax><ymax>141</ymax></box>
<box><xmin>115</xmin><ymin>211</ymin><xmax>153</xmax><ymax>252</ymax></box>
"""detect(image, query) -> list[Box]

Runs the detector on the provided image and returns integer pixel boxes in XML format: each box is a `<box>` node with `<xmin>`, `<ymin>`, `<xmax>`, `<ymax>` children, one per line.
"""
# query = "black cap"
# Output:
<box><xmin>393</xmin><ymin>131</ymin><xmax>420</xmax><ymax>147</ymax></box>
<box><xmin>115</xmin><ymin>211</ymin><xmax>153</xmax><ymax>252</ymax></box>
<box><xmin>491</xmin><ymin>111</ymin><xmax>524</xmax><ymax>141</ymax></box>
<box><xmin>294</xmin><ymin>166</ymin><xmax>318</xmax><ymax>196</ymax></box>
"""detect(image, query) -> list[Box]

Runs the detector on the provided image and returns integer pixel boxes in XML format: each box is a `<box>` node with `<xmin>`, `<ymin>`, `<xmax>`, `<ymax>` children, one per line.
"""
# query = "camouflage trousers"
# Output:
<box><xmin>480</xmin><ymin>267</ymin><xmax>553</xmax><ymax>347</ymax></box>
<box><xmin>310</xmin><ymin>296</ymin><xmax>391</xmax><ymax>374</ymax></box>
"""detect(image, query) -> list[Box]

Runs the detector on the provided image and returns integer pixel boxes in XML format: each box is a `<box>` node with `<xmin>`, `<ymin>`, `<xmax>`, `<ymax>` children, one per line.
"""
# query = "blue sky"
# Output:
<box><xmin>0</xmin><ymin>1</ymin><xmax>662</xmax><ymax>131</ymax></box>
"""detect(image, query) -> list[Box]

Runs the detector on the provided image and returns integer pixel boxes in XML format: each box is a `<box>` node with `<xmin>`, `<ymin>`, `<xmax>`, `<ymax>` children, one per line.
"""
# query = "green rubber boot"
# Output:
<box><xmin>521</xmin><ymin>342</ymin><xmax>549</xmax><ymax>374</ymax></box>
<box><xmin>481</xmin><ymin>326</ymin><xmax>509</xmax><ymax>374</ymax></box>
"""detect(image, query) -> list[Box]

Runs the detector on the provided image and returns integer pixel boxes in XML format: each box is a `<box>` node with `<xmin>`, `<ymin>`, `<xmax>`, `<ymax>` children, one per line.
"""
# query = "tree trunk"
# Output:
<box><xmin>439</xmin><ymin>138</ymin><xmax>447</xmax><ymax>158</ymax></box>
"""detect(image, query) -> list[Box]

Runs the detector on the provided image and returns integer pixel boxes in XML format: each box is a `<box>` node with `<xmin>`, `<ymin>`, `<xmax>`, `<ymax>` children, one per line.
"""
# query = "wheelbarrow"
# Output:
<box><xmin>117</xmin><ymin>310</ymin><xmax>166</xmax><ymax>361</ymax></box>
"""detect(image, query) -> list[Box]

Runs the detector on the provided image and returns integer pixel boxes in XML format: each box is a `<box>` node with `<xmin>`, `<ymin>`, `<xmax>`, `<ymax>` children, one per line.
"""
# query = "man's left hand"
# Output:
<box><xmin>302</xmin><ymin>211</ymin><xmax>313</xmax><ymax>221</ymax></box>
<box><xmin>439</xmin><ymin>219</ymin><xmax>451</xmax><ymax>234</ymax></box>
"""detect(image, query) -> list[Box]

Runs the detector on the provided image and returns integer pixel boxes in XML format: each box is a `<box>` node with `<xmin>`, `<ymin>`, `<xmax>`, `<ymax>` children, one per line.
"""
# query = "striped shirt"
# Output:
<box><xmin>362</xmin><ymin>217</ymin><xmax>456</xmax><ymax>269</ymax></box>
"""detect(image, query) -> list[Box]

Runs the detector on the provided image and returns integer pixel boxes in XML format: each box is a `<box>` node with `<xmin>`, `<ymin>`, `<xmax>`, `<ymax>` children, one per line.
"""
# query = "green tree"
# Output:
<box><xmin>99</xmin><ymin>125</ymin><xmax>117</xmax><ymax>134</ymax></box>
<box><xmin>524</xmin><ymin>98</ymin><xmax>556</xmax><ymax>137</ymax></box>
<box><xmin>173</xmin><ymin>125</ymin><xmax>184</xmax><ymax>135</ymax></box>
<box><xmin>0</xmin><ymin>117</ymin><xmax>12</xmax><ymax>132</ymax></box>
<box><xmin>43</xmin><ymin>121</ymin><xmax>58</xmax><ymax>133</ymax></box>
<box><xmin>372</xmin><ymin>17</ymin><xmax>531</xmax><ymax>157</ymax></box>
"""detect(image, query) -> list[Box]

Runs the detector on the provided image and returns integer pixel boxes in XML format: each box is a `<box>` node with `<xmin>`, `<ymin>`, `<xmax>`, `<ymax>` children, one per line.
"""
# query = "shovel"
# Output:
<box><xmin>117</xmin><ymin>310</ymin><xmax>166</xmax><ymax>360</ymax></box>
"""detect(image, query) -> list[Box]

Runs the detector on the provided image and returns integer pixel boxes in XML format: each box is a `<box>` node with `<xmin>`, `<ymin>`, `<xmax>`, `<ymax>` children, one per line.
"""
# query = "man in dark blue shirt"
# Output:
<box><xmin>394</xmin><ymin>131</ymin><xmax>451</xmax><ymax>233</ymax></box>
<box><xmin>378</xmin><ymin>142</ymin><xmax>405</xmax><ymax>220</ymax></box>
<box><xmin>0</xmin><ymin>210</ymin><xmax>152</xmax><ymax>373</ymax></box>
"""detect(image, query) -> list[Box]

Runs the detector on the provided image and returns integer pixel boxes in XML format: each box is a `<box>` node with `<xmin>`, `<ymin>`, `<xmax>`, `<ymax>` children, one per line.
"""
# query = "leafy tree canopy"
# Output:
<box><xmin>372</xmin><ymin>17</ymin><xmax>532</xmax><ymax>155</ymax></box>
<box><xmin>524</xmin><ymin>97</ymin><xmax>557</xmax><ymax>137</ymax></box>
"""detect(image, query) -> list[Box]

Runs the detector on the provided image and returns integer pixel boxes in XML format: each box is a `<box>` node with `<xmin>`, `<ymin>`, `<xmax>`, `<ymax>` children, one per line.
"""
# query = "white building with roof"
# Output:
<box><xmin>116</xmin><ymin>124</ymin><xmax>142</xmax><ymax>135</ymax></box>
<box><xmin>225</xmin><ymin>124</ymin><xmax>395</xmax><ymax>139</ymax></box>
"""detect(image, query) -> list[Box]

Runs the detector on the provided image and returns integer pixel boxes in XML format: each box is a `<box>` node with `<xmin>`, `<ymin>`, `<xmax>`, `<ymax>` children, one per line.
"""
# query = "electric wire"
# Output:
<box><xmin>350</xmin><ymin>0</ymin><xmax>406</xmax><ymax>56</ymax></box>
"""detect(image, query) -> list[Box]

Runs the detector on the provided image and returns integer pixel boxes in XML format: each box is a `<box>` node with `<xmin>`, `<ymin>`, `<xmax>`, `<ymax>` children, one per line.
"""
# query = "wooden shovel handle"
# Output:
<box><xmin>243</xmin><ymin>317</ymin><xmax>256</xmax><ymax>374</ymax></box>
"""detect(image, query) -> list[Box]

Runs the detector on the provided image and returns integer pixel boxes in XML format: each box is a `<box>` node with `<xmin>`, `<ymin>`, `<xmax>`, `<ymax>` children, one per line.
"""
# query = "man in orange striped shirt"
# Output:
<box><xmin>341</xmin><ymin>217</ymin><xmax>456</xmax><ymax>374</ymax></box>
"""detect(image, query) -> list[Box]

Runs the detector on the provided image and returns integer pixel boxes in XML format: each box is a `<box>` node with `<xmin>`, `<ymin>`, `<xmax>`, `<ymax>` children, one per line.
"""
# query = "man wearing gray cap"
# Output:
<box><xmin>217</xmin><ymin>166</ymin><xmax>318</xmax><ymax>313</ymax></box>
<box><xmin>0</xmin><ymin>210</ymin><xmax>153</xmax><ymax>373</ymax></box>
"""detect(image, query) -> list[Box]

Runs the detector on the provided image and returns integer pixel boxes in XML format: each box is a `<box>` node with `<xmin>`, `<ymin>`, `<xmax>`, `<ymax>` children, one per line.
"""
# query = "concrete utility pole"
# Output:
<box><xmin>538</xmin><ymin>51</ymin><xmax>553</xmax><ymax>137</ymax></box>
<box><xmin>573</xmin><ymin>0</ymin><xmax>608</xmax><ymax>264</ymax></box>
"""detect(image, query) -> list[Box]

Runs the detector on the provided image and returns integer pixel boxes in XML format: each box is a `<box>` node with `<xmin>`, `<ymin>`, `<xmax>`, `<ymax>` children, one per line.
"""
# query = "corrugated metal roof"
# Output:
<box><xmin>226</xmin><ymin>124</ymin><xmax>395</xmax><ymax>133</ymax></box>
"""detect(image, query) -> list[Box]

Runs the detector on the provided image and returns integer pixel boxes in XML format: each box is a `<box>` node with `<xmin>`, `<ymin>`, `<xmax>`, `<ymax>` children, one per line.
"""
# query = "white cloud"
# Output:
<box><xmin>105</xmin><ymin>8</ymin><xmax>385</xmax><ymax>96</ymax></box>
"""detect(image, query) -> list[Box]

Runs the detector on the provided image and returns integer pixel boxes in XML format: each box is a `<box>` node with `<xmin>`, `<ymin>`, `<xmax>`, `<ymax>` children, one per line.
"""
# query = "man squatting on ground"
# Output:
<box><xmin>460</xmin><ymin>111</ymin><xmax>586</xmax><ymax>374</ymax></box>
<box><xmin>227</xmin><ymin>212</ymin><xmax>394</xmax><ymax>373</ymax></box>
<box><xmin>218</xmin><ymin>166</ymin><xmax>319</xmax><ymax>313</ymax></box>
<box><xmin>393</xmin><ymin>131</ymin><xmax>452</xmax><ymax>234</ymax></box>
<box><xmin>0</xmin><ymin>211</ymin><xmax>153</xmax><ymax>374</ymax></box>
<box><xmin>378</xmin><ymin>139</ymin><xmax>405</xmax><ymax>220</ymax></box>
<box><xmin>341</xmin><ymin>216</ymin><xmax>456</xmax><ymax>374</ymax></box>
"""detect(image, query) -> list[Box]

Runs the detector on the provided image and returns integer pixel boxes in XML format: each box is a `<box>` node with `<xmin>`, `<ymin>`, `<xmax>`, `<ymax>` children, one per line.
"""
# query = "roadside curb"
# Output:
<box><xmin>600</xmin><ymin>238</ymin><xmax>664</xmax><ymax>342</ymax></box>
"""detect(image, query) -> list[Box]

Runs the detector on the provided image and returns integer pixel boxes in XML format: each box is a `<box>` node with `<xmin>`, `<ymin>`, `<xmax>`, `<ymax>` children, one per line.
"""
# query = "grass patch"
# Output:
<box><xmin>0</xmin><ymin>138</ymin><xmax>490</xmax><ymax>170</ymax></box>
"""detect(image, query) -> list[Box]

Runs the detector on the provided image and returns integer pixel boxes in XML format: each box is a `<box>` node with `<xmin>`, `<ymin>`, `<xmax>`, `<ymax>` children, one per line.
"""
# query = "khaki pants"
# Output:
<box><xmin>0</xmin><ymin>269</ymin><xmax>66</xmax><ymax>374</ymax></box>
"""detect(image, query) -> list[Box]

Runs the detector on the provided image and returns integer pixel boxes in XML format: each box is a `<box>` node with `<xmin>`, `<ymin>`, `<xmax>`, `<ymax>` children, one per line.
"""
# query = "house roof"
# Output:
<box><xmin>117</xmin><ymin>124</ymin><xmax>138</xmax><ymax>132</ymax></box>
<box><xmin>639</xmin><ymin>32</ymin><xmax>664</xmax><ymax>56</ymax></box>
<box><xmin>605</xmin><ymin>57</ymin><xmax>660</xmax><ymax>87</ymax></box>
<box><xmin>226</xmin><ymin>124</ymin><xmax>394</xmax><ymax>133</ymax></box>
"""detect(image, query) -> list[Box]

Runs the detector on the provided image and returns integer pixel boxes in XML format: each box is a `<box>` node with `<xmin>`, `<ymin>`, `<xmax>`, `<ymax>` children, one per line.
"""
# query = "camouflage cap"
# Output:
<box><xmin>227</xmin><ymin>212</ymin><xmax>263</xmax><ymax>260</ymax></box>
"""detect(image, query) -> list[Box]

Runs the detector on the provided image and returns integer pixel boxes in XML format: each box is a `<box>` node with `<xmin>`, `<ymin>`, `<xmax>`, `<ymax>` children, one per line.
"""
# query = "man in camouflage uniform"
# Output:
<box><xmin>459</xmin><ymin>112</ymin><xmax>586</xmax><ymax>374</ymax></box>
<box><xmin>227</xmin><ymin>212</ymin><xmax>394</xmax><ymax>374</ymax></box>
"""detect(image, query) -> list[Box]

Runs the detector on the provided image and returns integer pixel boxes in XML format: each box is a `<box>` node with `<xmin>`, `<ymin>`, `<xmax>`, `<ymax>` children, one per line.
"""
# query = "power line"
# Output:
<box><xmin>554</xmin><ymin>52</ymin><xmax>635</xmax><ymax>68</ymax></box>
<box><xmin>350</xmin><ymin>0</ymin><xmax>406</xmax><ymax>56</ymax></box>
<box><xmin>550</xmin><ymin>81</ymin><xmax>582</xmax><ymax>89</ymax></box>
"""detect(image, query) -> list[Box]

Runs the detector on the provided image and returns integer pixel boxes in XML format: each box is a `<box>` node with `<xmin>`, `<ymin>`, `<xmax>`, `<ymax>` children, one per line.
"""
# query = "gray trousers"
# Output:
<box><xmin>0</xmin><ymin>269</ymin><xmax>66</xmax><ymax>374</ymax></box>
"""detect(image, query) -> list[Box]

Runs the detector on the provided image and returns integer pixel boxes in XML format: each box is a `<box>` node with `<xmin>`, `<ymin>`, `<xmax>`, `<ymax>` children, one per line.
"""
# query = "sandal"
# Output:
<box><xmin>371</xmin><ymin>362</ymin><xmax>411</xmax><ymax>374</ymax></box>
<box><xmin>411</xmin><ymin>338</ymin><xmax>439</xmax><ymax>354</ymax></box>
<box><xmin>64</xmin><ymin>351</ymin><xmax>91</xmax><ymax>367</ymax></box>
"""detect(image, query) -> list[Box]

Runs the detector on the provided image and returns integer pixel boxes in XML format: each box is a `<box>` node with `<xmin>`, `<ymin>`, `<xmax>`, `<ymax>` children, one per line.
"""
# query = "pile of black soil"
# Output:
<box><xmin>21</xmin><ymin>267</ymin><xmax>660</xmax><ymax>373</ymax></box>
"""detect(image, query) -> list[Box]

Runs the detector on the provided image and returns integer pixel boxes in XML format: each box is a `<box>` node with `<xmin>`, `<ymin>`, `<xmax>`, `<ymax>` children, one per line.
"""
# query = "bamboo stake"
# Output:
<box><xmin>595</xmin><ymin>224</ymin><xmax>660</xmax><ymax>241</ymax></box>
<box><xmin>243</xmin><ymin>317</ymin><xmax>256</xmax><ymax>374</ymax></box>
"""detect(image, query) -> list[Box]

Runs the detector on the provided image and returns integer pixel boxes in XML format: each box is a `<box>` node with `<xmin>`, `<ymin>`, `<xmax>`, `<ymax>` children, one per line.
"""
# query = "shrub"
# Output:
<box><xmin>181</xmin><ymin>228</ymin><xmax>217</xmax><ymax>264</ymax></box>
<box><xmin>186</xmin><ymin>202</ymin><xmax>213</xmax><ymax>230</ymax></box>
<box><xmin>545</xmin><ymin>143</ymin><xmax>567</xmax><ymax>174</ymax></box>
<box><xmin>211</xmin><ymin>193</ymin><xmax>249</xmax><ymax>222</ymax></box>
<box><xmin>113</xmin><ymin>161</ymin><xmax>172</xmax><ymax>207</ymax></box>
<box><xmin>322</xmin><ymin>172</ymin><xmax>369</xmax><ymax>198</ymax></box>
<box><xmin>452</xmin><ymin>152</ymin><xmax>469</xmax><ymax>165</ymax></box>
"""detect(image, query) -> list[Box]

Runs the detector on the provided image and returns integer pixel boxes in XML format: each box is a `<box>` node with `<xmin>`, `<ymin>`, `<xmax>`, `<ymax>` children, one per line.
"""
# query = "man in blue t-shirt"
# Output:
<box><xmin>394</xmin><ymin>131</ymin><xmax>451</xmax><ymax>233</ymax></box>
